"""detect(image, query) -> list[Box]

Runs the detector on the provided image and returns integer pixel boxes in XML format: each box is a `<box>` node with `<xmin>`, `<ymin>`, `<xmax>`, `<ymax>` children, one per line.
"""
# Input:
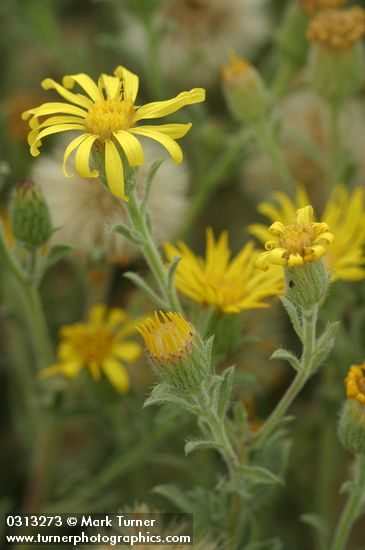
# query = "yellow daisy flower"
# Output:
<box><xmin>39</xmin><ymin>304</ymin><xmax>142</xmax><ymax>393</ymax></box>
<box><xmin>22</xmin><ymin>66</ymin><xmax>205</xmax><ymax>200</ymax></box>
<box><xmin>249</xmin><ymin>186</ymin><xmax>365</xmax><ymax>281</ymax></box>
<box><xmin>138</xmin><ymin>311</ymin><xmax>195</xmax><ymax>366</ymax></box>
<box><xmin>255</xmin><ymin>205</ymin><xmax>334</xmax><ymax>270</ymax></box>
<box><xmin>164</xmin><ymin>228</ymin><xmax>283</xmax><ymax>314</ymax></box>
<box><xmin>344</xmin><ymin>362</ymin><xmax>365</xmax><ymax>405</ymax></box>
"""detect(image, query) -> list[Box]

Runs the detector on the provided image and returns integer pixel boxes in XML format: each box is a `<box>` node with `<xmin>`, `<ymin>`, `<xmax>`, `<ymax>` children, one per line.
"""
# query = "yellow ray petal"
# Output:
<box><xmin>112</xmin><ymin>342</ymin><xmax>141</xmax><ymax>362</ymax></box>
<box><xmin>102</xmin><ymin>358</ymin><xmax>130</xmax><ymax>393</ymax></box>
<box><xmin>62</xmin><ymin>133</ymin><xmax>90</xmax><ymax>177</ymax></box>
<box><xmin>41</xmin><ymin>78</ymin><xmax>92</xmax><ymax>109</ymax></box>
<box><xmin>105</xmin><ymin>139</ymin><xmax>127</xmax><ymax>200</ymax></box>
<box><xmin>100</xmin><ymin>74</ymin><xmax>120</xmax><ymax>100</ymax></box>
<box><xmin>29</xmin><ymin>124</ymin><xmax>86</xmax><ymax>156</ymax></box>
<box><xmin>134</xmin><ymin>88</ymin><xmax>205</xmax><ymax>121</ymax></box>
<box><xmin>30</xmin><ymin>115</ymin><xmax>86</xmax><ymax>130</ymax></box>
<box><xmin>133</xmin><ymin>123</ymin><xmax>192</xmax><ymax>139</ymax></box>
<box><xmin>75</xmin><ymin>134</ymin><xmax>99</xmax><ymax>178</ymax></box>
<box><xmin>39</xmin><ymin>361</ymin><xmax>83</xmax><ymax>379</ymax></box>
<box><xmin>114</xmin><ymin>65</ymin><xmax>139</xmax><ymax>102</ymax></box>
<box><xmin>22</xmin><ymin>102</ymin><xmax>88</xmax><ymax>121</ymax></box>
<box><xmin>62</xmin><ymin>73</ymin><xmax>100</xmax><ymax>102</ymax></box>
<box><xmin>130</xmin><ymin>127</ymin><xmax>183</xmax><ymax>164</ymax></box>
<box><xmin>113</xmin><ymin>131</ymin><xmax>144</xmax><ymax>166</ymax></box>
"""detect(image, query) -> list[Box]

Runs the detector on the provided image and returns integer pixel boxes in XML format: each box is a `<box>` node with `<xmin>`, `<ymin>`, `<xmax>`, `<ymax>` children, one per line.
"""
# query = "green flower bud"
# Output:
<box><xmin>221</xmin><ymin>54</ymin><xmax>270</xmax><ymax>125</ymax></box>
<box><xmin>11</xmin><ymin>179</ymin><xmax>53</xmax><ymax>249</ymax></box>
<box><xmin>285</xmin><ymin>259</ymin><xmax>329</xmax><ymax>309</ymax></box>
<box><xmin>277</xmin><ymin>2</ymin><xmax>309</xmax><ymax>66</ymax></box>
<box><xmin>307</xmin><ymin>7</ymin><xmax>365</xmax><ymax>102</ymax></box>
<box><xmin>338</xmin><ymin>363</ymin><xmax>365</xmax><ymax>455</ymax></box>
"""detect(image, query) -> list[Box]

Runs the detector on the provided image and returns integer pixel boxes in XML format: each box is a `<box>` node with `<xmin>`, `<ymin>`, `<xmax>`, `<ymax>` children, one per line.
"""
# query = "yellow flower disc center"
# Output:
<box><xmin>85</xmin><ymin>98</ymin><xmax>135</xmax><ymax>140</ymax></box>
<box><xmin>64</xmin><ymin>326</ymin><xmax>114</xmax><ymax>363</ymax></box>
<box><xmin>280</xmin><ymin>224</ymin><xmax>315</xmax><ymax>254</ymax></box>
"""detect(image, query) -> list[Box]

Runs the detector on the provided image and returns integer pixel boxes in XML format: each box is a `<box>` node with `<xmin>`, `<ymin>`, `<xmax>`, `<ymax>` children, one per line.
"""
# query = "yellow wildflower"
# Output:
<box><xmin>249</xmin><ymin>186</ymin><xmax>365</xmax><ymax>281</ymax></box>
<box><xmin>255</xmin><ymin>205</ymin><xmax>334</xmax><ymax>270</ymax></box>
<box><xmin>344</xmin><ymin>363</ymin><xmax>365</xmax><ymax>405</ymax></box>
<box><xmin>164</xmin><ymin>228</ymin><xmax>283</xmax><ymax>314</ymax></box>
<box><xmin>39</xmin><ymin>304</ymin><xmax>142</xmax><ymax>392</ymax></box>
<box><xmin>22</xmin><ymin>66</ymin><xmax>205</xmax><ymax>200</ymax></box>
<box><xmin>307</xmin><ymin>7</ymin><xmax>365</xmax><ymax>50</ymax></box>
<box><xmin>138</xmin><ymin>311</ymin><xmax>195</xmax><ymax>366</ymax></box>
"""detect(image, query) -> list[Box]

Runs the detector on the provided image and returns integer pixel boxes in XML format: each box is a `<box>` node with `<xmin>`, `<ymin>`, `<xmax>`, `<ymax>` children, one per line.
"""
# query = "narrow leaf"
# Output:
<box><xmin>240</xmin><ymin>465</ymin><xmax>283</xmax><ymax>486</ymax></box>
<box><xmin>123</xmin><ymin>271</ymin><xmax>167</xmax><ymax>309</ymax></box>
<box><xmin>141</xmin><ymin>159</ymin><xmax>164</xmax><ymax>214</ymax></box>
<box><xmin>184</xmin><ymin>438</ymin><xmax>220</xmax><ymax>455</ymax></box>
<box><xmin>300</xmin><ymin>513</ymin><xmax>329</xmax><ymax>539</ymax></box>
<box><xmin>217</xmin><ymin>365</ymin><xmax>235</xmax><ymax>418</ymax></box>
<box><xmin>312</xmin><ymin>321</ymin><xmax>340</xmax><ymax>370</ymax></box>
<box><xmin>44</xmin><ymin>244</ymin><xmax>73</xmax><ymax>269</ymax></box>
<box><xmin>167</xmin><ymin>255</ymin><xmax>181</xmax><ymax>296</ymax></box>
<box><xmin>280</xmin><ymin>296</ymin><xmax>303</xmax><ymax>341</ymax></box>
<box><xmin>270</xmin><ymin>348</ymin><xmax>301</xmax><ymax>373</ymax></box>
<box><xmin>108</xmin><ymin>222</ymin><xmax>143</xmax><ymax>244</ymax></box>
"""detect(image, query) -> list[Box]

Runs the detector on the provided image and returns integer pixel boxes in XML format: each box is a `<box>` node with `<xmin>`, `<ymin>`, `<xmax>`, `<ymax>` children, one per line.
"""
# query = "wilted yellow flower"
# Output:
<box><xmin>138</xmin><ymin>312</ymin><xmax>195</xmax><ymax>366</ymax></box>
<box><xmin>40</xmin><ymin>304</ymin><xmax>142</xmax><ymax>392</ymax></box>
<box><xmin>307</xmin><ymin>7</ymin><xmax>365</xmax><ymax>50</ymax></box>
<box><xmin>255</xmin><ymin>205</ymin><xmax>334</xmax><ymax>270</ymax></box>
<box><xmin>344</xmin><ymin>363</ymin><xmax>365</xmax><ymax>405</ymax></box>
<box><xmin>249</xmin><ymin>186</ymin><xmax>365</xmax><ymax>281</ymax></box>
<box><xmin>22</xmin><ymin>66</ymin><xmax>205</xmax><ymax>200</ymax></box>
<box><xmin>299</xmin><ymin>0</ymin><xmax>345</xmax><ymax>16</ymax></box>
<box><xmin>164</xmin><ymin>228</ymin><xmax>283</xmax><ymax>313</ymax></box>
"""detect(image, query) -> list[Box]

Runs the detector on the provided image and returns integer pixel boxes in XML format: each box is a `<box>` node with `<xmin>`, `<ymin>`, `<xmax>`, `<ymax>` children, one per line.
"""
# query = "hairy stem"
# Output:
<box><xmin>254</xmin><ymin>305</ymin><xmax>318</xmax><ymax>446</ymax></box>
<box><xmin>331</xmin><ymin>454</ymin><xmax>365</xmax><ymax>550</ymax></box>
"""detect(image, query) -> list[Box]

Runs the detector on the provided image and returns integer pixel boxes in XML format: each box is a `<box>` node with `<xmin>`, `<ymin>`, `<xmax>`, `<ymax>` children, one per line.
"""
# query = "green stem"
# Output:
<box><xmin>254</xmin><ymin>305</ymin><xmax>318</xmax><ymax>445</ymax></box>
<box><xmin>329</xmin><ymin>99</ymin><xmax>342</xmax><ymax>186</ymax></box>
<box><xmin>125</xmin><ymin>185</ymin><xmax>182</xmax><ymax>313</ymax></box>
<box><xmin>23</xmin><ymin>283</ymin><xmax>54</xmax><ymax>370</ymax></box>
<box><xmin>255</xmin><ymin>121</ymin><xmax>295</xmax><ymax>197</ymax></box>
<box><xmin>331</xmin><ymin>454</ymin><xmax>365</xmax><ymax>550</ymax></box>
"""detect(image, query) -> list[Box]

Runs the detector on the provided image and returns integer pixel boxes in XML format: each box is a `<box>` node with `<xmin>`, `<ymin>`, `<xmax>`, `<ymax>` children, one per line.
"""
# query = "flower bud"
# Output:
<box><xmin>338</xmin><ymin>363</ymin><xmax>365</xmax><ymax>455</ymax></box>
<box><xmin>285</xmin><ymin>259</ymin><xmax>329</xmax><ymax>309</ymax></box>
<box><xmin>277</xmin><ymin>2</ymin><xmax>309</xmax><ymax>66</ymax></box>
<box><xmin>221</xmin><ymin>53</ymin><xmax>270</xmax><ymax>125</ymax></box>
<box><xmin>138</xmin><ymin>311</ymin><xmax>210</xmax><ymax>391</ymax></box>
<box><xmin>11</xmin><ymin>179</ymin><xmax>53</xmax><ymax>249</ymax></box>
<box><xmin>307</xmin><ymin>8</ymin><xmax>365</xmax><ymax>102</ymax></box>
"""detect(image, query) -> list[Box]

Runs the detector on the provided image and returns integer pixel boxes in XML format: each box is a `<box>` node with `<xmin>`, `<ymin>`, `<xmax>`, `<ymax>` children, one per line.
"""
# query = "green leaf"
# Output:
<box><xmin>144</xmin><ymin>383</ymin><xmax>198</xmax><ymax>413</ymax></box>
<box><xmin>240</xmin><ymin>465</ymin><xmax>283</xmax><ymax>486</ymax></box>
<box><xmin>280</xmin><ymin>296</ymin><xmax>303</xmax><ymax>341</ymax></box>
<box><xmin>312</xmin><ymin>321</ymin><xmax>340</xmax><ymax>370</ymax></box>
<box><xmin>233</xmin><ymin>401</ymin><xmax>249</xmax><ymax>434</ymax></box>
<box><xmin>123</xmin><ymin>271</ymin><xmax>167</xmax><ymax>309</ymax></box>
<box><xmin>167</xmin><ymin>255</ymin><xmax>181</xmax><ymax>296</ymax></box>
<box><xmin>152</xmin><ymin>484</ymin><xmax>193</xmax><ymax>513</ymax></box>
<box><xmin>141</xmin><ymin>159</ymin><xmax>164</xmax><ymax>215</ymax></box>
<box><xmin>270</xmin><ymin>348</ymin><xmax>301</xmax><ymax>373</ymax></box>
<box><xmin>300</xmin><ymin>513</ymin><xmax>329</xmax><ymax>539</ymax></box>
<box><xmin>184</xmin><ymin>438</ymin><xmax>220</xmax><ymax>456</ymax></box>
<box><xmin>217</xmin><ymin>365</ymin><xmax>235</xmax><ymax>418</ymax></box>
<box><xmin>107</xmin><ymin>222</ymin><xmax>143</xmax><ymax>244</ymax></box>
<box><xmin>44</xmin><ymin>244</ymin><xmax>73</xmax><ymax>269</ymax></box>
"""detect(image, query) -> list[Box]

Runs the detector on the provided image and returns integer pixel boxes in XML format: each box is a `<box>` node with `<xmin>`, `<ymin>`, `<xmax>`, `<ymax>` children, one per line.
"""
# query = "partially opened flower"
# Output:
<box><xmin>39</xmin><ymin>304</ymin><xmax>142</xmax><ymax>392</ymax></box>
<box><xmin>255</xmin><ymin>205</ymin><xmax>334</xmax><ymax>270</ymax></box>
<box><xmin>344</xmin><ymin>363</ymin><xmax>365</xmax><ymax>405</ymax></box>
<box><xmin>249</xmin><ymin>186</ymin><xmax>365</xmax><ymax>281</ymax></box>
<box><xmin>22</xmin><ymin>66</ymin><xmax>205</xmax><ymax>200</ymax></box>
<box><xmin>164</xmin><ymin>228</ymin><xmax>283</xmax><ymax>314</ymax></box>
